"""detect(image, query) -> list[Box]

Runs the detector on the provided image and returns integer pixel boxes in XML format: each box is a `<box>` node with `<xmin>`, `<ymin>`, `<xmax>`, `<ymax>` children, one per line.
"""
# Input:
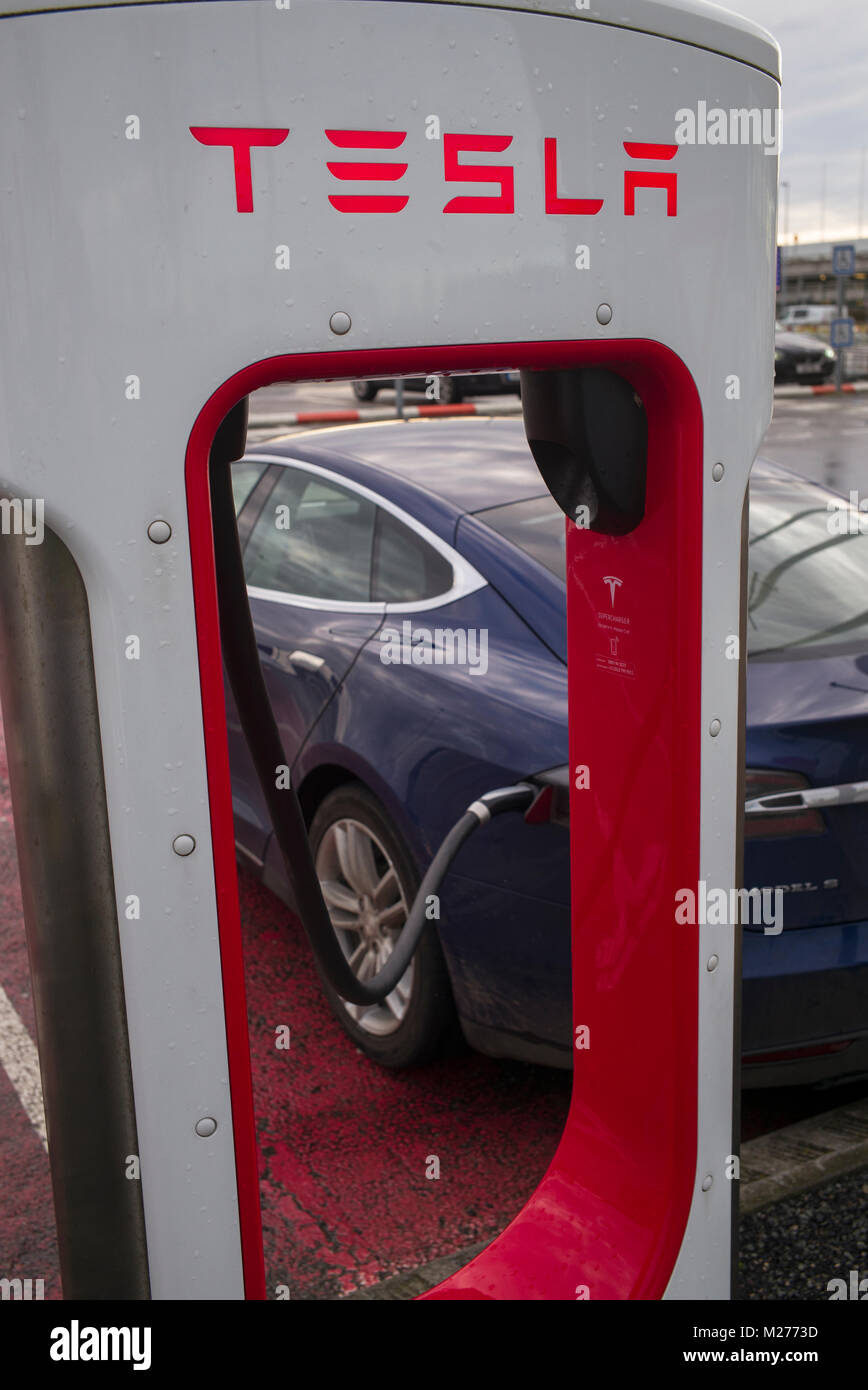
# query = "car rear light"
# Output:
<box><xmin>744</xmin><ymin>1039</ymin><xmax>853</xmax><ymax>1066</ymax></box>
<box><xmin>743</xmin><ymin>768</ymin><xmax>825</xmax><ymax>838</ymax></box>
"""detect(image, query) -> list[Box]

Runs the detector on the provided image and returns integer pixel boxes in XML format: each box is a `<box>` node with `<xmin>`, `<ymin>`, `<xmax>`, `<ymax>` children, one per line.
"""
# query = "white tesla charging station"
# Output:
<box><xmin>0</xmin><ymin>0</ymin><xmax>779</xmax><ymax>1299</ymax></box>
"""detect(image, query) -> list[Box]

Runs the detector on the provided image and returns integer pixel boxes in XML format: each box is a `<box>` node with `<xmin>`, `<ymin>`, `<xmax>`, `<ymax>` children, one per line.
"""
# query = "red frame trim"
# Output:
<box><xmin>185</xmin><ymin>339</ymin><xmax>703</xmax><ymax>1300</ymax></box>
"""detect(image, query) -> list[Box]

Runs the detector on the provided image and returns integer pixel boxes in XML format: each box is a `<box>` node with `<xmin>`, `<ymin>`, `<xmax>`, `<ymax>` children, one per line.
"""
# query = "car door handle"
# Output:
<box><xmin>745</xmin><ymin>779</ymin><xmax>868</xmax><ymax>816</ymax></box>
<box><xmin>288</xmin><ymin>649</ymin><xmax>326</xmax><ymax>673</ymax></box>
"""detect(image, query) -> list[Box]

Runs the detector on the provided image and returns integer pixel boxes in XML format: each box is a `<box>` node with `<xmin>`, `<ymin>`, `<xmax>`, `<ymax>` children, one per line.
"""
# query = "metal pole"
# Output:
<box><xmin>779</xmin><ymin>182</ymin><xmax>789</xmax><ymax>310</ymax></box>
<box><xmin>835</xmin><ymin>270</ymin><xmax>845</xmax><ymax>392</ymax></box>
<box><xmin>395</xmin><ymin>377</ymin><xmax>405</xmax><ymax>419</ymax></box>
<box><xmin>820</xmin><ymin>164</ymin><xmax>827</xmax><ymax>244</ymax></box>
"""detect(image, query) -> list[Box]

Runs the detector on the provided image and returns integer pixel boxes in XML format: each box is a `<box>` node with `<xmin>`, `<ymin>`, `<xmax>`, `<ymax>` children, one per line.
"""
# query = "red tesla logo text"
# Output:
<box><xmin>190</xmin><ymin>126</ymin><xmax>678</xmax><ymax>217</ymax></box>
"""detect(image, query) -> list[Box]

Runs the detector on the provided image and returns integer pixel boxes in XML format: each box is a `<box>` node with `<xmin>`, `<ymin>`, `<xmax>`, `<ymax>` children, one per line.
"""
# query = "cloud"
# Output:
<box><xmin>730</xmin><ymin>1</ymin><xmax>868</xmax><ymax>238</ymax></box>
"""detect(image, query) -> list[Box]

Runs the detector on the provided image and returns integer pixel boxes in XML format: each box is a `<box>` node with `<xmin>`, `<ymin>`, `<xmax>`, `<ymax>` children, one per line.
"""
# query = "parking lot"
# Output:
<box><xmin>2</xmin><ymin>384</ymin><xmax>868</xmax><ymax>1301</ymax></box>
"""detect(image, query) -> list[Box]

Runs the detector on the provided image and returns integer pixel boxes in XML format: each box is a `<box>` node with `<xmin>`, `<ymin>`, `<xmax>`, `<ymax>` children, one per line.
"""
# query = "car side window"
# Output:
<box><xmin>244</xmin><ymin>467</ymin><xmax>376</xmax><ymax>602</ymax></box>
<box><xmin>231</xmin><ymin>460</ymin><xmax>267</xmax><ymax>515</ymax></box>
<box><xmin>371</xmin><ymin>508</ymin><xmax>453</xmax><ymax>603</ymax></box>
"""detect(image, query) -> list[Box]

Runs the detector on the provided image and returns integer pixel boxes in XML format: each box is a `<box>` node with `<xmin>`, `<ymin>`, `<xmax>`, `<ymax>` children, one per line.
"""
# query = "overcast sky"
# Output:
<box><xmin>727</xmin><ymin>0</ymin><xmax>868</xmax><ymax>243</ymax></box>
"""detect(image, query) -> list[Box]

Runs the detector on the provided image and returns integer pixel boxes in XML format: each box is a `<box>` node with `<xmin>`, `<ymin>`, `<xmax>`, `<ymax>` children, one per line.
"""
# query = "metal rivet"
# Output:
<box><xmin>147</xmin><ymin>519</ymin><xmax>172</xmax><ymax>544</ymax></box>
<box><xmin>596</xmin><ymin>303</ymin><xmax>613</xmax><ymax>326</ymax></box>
<box><xmin>707</xmin><ymin>955</ymin><xmax>719</xmax><ymax>972</ymax></box>
<box><xmin>701</xmin><ymin>1174</ymin><xmax>714</xmax><ymax>1192</ymax></box>
<box><xmin>172</xmin><ymin>834</ymin><xmax>196</xmax><ymax>857</ymax></box>
<box><xmin>709</xmin><ymin>718</ymin><xmax>721</xmax><ymax>737</ymax></box>
<box><xmin>329</xmin><ymin>311</ymin><xmax>351</xmax><ymax>336</ymax></box>
<box><xmin>712</xmin><ymin>463</ymin><xmax>725</xmax><ymax>482</ymax></box>
<box><xmin>195</xmin><ymin>1117</ymin><xmax>217</xmax><ymax>1138</ymax></box>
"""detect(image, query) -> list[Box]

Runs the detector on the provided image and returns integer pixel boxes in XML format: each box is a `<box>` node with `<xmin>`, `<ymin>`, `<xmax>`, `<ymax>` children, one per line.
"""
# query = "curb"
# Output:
<box><xmin>739</xmin><ymin>1095</ymin><xmax>868</xmax><ymax>1215</ymax></box>
<box><xmin>774</xmin><ymin>381</ymin><xmax>868</xmax><ymax>397</ymax></box>
<box><xmin>248</xmin><ymin>400</ymin><xmax>524</xmax><ymax>428</ymax></box>
<box><xmin>343</xmin><ymin>1241</ymin><xmax>491</xmax><ymax>1301</ymax></box>
<box><xmin>343</xmin><ymin>1095</ymin><xmax>868</xmax><ymax>1301</ymax></box>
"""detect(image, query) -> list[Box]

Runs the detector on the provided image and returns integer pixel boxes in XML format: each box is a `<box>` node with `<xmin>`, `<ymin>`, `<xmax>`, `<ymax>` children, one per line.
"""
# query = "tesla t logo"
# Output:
<box><xmin>603</xmin><ymin>576</ymin><xmax>623</xmax><ymax>606</ymax></box>
<box><xmin>189</xmin><ymin>126</ymin><xmax>678</xmax><ymax>217</ymax></box>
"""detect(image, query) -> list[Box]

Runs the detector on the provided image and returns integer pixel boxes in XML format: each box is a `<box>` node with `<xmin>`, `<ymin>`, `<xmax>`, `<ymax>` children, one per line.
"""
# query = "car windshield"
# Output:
<box><xmin>476</xmin><ymin>476</ymin><xmax>868</xmax><ymax>660</ymax></box>
<box><xmin>747</xmin><ymin>477</ymin><xmax>868</xmax><ymax>658</ymax></box>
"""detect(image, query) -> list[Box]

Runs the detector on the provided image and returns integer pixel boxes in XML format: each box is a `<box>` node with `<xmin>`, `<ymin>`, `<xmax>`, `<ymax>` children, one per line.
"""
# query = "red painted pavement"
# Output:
<box><xmin>240</xmin><ymin>862</ymin><xmax>570</xmax><ymax>1298</ymax></box>
<box><xmin>0</xmin><ymin>715</ymin><xmax>62</xmax><ymax>1300</ymax></box>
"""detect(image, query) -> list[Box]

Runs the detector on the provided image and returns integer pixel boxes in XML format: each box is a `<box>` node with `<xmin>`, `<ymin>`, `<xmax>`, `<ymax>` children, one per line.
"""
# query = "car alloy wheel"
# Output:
<box><xmin>308</xmin><ymin>783</ymin><xmax>459</xmax><ymax>1066</ymax></box>
<box><xmin>315</xmin><ymin>816</ymin><xmax>413</xmax><ymax>1037</ymax></box>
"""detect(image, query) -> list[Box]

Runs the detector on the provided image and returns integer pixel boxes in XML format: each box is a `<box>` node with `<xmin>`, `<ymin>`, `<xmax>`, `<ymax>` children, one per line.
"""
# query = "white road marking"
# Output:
<box><xmin>0</xmin><ymin>982</ymin><xmax>47</xmax><ymax>1151</ymax></box>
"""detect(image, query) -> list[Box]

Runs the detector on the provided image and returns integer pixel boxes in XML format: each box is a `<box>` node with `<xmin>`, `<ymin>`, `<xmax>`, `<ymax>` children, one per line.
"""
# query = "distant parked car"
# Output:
<box><xmin>351</xmin><ymin>372</ymin><xmax>520</xmax><ymax>404</ymax></box>
<box><xmin>778</xmin><ymin>305</ymin><xmax>836</xmax><ymax>329</ymax></box>
<box><xmin>775</xmin><ymin>325</ymin><xmax>836</xmax><ymax>384</ymax></box>
<box><xmin>229</xmin><ymin>418</ymin><xmax>868</xmax><ymax>1087</ymax></box>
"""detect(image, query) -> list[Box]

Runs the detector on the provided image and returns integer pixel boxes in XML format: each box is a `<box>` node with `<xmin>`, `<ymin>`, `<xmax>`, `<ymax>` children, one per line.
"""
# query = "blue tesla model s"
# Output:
<box><xmin>228</xmin><ymin>416</ymin><xmax>868</xmax><ymax>1085</ymax></box>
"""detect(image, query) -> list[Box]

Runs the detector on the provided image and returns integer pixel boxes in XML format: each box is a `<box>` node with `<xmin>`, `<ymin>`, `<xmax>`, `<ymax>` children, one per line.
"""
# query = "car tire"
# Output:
<box><xmin>308</xmin><ymin>783</ymin><xmax>458</xmax><ymax>1067</ymax></box>
<box><xmin>437</xmin><ymin>376</ymin><xmax>463</xmax><ymax>404</ymax></box>
<box><xmin>352</xmin><ymin>380</ymin><xmax>379</xmax><ymax>402</ymax></box>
